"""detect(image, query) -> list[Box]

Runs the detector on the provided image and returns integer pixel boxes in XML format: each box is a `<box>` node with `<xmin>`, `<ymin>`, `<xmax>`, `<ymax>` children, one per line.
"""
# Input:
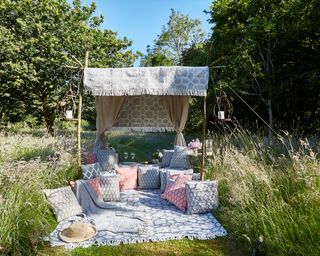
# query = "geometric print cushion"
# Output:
<box><xmin>138</xmin><ymin>165</ymin><xmax>160</xmax><ymax>189</ymax></box>
<box><xmin>160</xmin><ymin>149</ymin><xmax>174</xmax><ymax>168</ymax></box>
<box><xmin>186</xmin><ymin>180</ymin><xmax>219</xmax><ymax>215</ymax></box>
<box><xmin>85</xmin><ymin>177</ymin><xmax>102</xmax><ymax>197</ymax></box>
<box><xmin>96</xmin><ymin>148</ymin><xmax>117</xmax><ymax>172</ymax></box>
<box><xmin>81</xmin><ymin>162</ymin><xmax>101</xmax><ymax>180</ymax></box>
<box><xmin>115</xmin><ymin>165</ymin><xmax>138</xmax><ymax>191</ymax></box>
<box><xmin>43</xmin><ymin>186</ymin><xmax>83</xmax><ymax>222</ymax></box>
<box><xmin>164</xmin><ymin>174</ymin><xmax>193</xmax><ymax>212</ymax></box>
<box><xmin>169</xmin><ymin>146</ymin><xmax>191</xmax><ymax>169</ymax></box>
<box><xmin>159</xmin><ymin>168</ymin><xmax>193</xmax><ymax>193</ymax></box>
<box><xmin>100</xmin><ymin>173</ymin><xmax>120</xmax><ymax>201</ymax></box>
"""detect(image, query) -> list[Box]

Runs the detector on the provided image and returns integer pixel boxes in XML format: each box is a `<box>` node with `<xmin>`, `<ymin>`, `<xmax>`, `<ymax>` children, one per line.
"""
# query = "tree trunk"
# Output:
<box><xmin>43</xmin><ymin>104</ymin><xmax>55</xmax><ymax>136</ymax></box>
<box><xmin>267</xmin><ymin>98</ymin><xmax>273</xmax><ymax>145</ymax></box>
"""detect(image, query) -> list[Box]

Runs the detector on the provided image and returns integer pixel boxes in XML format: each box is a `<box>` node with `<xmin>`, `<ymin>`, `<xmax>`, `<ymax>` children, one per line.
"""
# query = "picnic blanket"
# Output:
<box><xmin>47</xmin><ymin>181</ymin><xmax>227</xmax><ymax>249</ymax></box>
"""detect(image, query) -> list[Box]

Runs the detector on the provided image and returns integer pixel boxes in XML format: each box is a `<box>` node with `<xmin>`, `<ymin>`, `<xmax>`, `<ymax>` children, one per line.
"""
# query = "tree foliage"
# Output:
<box><xmin>0</xmin><ymin>0</ymin><xmax>138</xmax><ymax>134</ymax></box>
<box><xmin>207</xmin><ymin>0</ymin><xmax>320</xmax><ymax>133</ymax></box>
<box><xmin>141</xmin><ymin>9</ymin><xmax>206</xmax><ymax>66</ymax></box>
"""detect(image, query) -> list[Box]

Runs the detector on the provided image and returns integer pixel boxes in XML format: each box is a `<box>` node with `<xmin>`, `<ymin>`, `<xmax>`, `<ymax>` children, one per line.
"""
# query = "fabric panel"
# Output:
<box><xmin>162</xmin><ymin>96</ymin><xmax>189</xmax><ymax>146</ymax></box>
<box><xmin>186</xmin><ymin>180</ymin><xmax>219</xmax><ymax>214</ymax></box>
<box><xmin>138</xmin><ymin>165</ymin><xmax>160</xmax><ymax>189</ymax></box>
<box><xmin>84</xmin><ymin>66</ymin><xmax>209</xmax><ymax>96</ymax></box>
<box><xmin>43</xmin><ymin>187</ymin><xmax>82</xmax><ymax>222</ymax></box>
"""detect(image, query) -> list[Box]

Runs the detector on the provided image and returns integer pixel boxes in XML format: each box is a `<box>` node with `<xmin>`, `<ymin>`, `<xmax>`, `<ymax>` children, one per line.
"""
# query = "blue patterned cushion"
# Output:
<box><xmin>97</xmin><ymin>148</ymin><xmax>117</xmax><ymax>172</ymax></box>
<box><xmin>100</xmin><ymin>173</ymin><xmax>120</xmax><ymax>202</ymax></box>
<box><xmin>138</xmin><ymin>165</ymin><xmax>160</xmax><ymax>189</ymax></box>
<box><xmin>81</xmin><ymin>162</ymin><xmax>101</xmax><ymax>180</ymax></box>
<box><xmin>186</xmin><ymin>180</ymin><xmax>219</xmax><ymax>214</ymax></box>
<box><xmin>169</xmin><ymin>146</ymin><xmax>190</xmax><ymax>169</ymax></box>
<box><xmin>160</xmin><ymin>149</ymin><xmax>174</xmax><ymax>168</ymax></box>
<box><xmin>159</xmin><ymin>168</ymin><xmax>193</xmax><ymax>193</ymax></box>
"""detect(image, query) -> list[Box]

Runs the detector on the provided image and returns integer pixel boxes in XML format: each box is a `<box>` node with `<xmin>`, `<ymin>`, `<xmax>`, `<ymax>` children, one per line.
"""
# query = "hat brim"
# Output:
<box><xmin>58</xmin><ymin>223</ymin><xmax>97</xmax><ymax>243</ymax></box>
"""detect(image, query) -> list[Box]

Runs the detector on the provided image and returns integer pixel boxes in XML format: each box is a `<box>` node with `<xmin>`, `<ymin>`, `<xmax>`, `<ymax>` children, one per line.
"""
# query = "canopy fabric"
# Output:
<box><xmin>84</xmin><ymin>66</ymin><xmax>209</xmax><ymax>96</ymax></box>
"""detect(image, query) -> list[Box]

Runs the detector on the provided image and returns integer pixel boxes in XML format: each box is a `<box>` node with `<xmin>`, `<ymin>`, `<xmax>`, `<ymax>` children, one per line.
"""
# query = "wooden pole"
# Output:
<box><xmin>201</xmin><ymin>95</ymin><xmax>207</xmax><ymax>180</ymax></box>
<box><xmin>77</xmin><ymin>51</ymin><xmax>89</xmax><ymax>167</ymax></box>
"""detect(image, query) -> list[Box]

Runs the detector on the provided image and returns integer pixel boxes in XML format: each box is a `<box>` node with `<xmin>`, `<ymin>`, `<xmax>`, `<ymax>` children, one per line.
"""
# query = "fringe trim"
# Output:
<box><xmin>110</xmin><ymin>127</ymin><xmax>175</xmax><ymax>132</ymax></box>
<box><xmin>84</xmin><ymin>88</ymin><xmax>207</xmax><ymax>97</ymax></box>
<box><xmin>51</xmin><ymin>232</ymin><xmax>228</xmax><ymax>249</ymax></box>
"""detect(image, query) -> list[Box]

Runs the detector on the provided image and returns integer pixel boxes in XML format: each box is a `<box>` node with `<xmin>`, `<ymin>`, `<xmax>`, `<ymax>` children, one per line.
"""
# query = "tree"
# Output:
<box><xmin>208</xmin><ymin>0</ymin><xmax>320</xmax><ymax>134</ymax></box>
<box><xmin>142</xmin><ymin>9</ymin><xmax>206</xmax><ymax>66</ymax></box>
<box><xmin>0</xmin><ymin>0</ymin><xmax>138</xmax><ymax>134</ymax></box>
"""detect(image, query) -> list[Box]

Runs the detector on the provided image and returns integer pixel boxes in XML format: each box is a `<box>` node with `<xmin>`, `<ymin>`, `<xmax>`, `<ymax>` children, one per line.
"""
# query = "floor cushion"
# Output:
<box><xmin>81</xmin><ymin>162</ymin><xmax>101</xmax><ymax>180</ymax></box>
<box><xmin>186</xmin><ymin>180</ymin><xmax>219</xmax><ymax>214</ymax></box>
<box><xmin>160</xmin><ymin>149</ymin><xmax>174</xmax><ymax>168</ymax></box>
<box><xmin>43</xmin><ymin>187</ymin><xmax>82</xmax><ymax>222</ymax></box>
<box><xmin>160</xmin><ymin>168</ymin><xmax>193</xmax><ymax>193</ymax></box>
<box><xmin>164</xmin><ymin>174</ymin><xmax>193</xmax><ymax>212</ymax></box>
<box><xmin>115</xmin><ymin>165</ymin><xmax>138</xmax><ymax>191</ymax></box>
<box><xmin>138</xmin><ymin>165</ymin><xmax>160</xmax><ymax>189</ymax></box>
<box><xmin>100</xmin><ymin>173</ymin><xmax>121</xmax><ymax>201</ymax></box>
<box><xmin>169</xmin><ymin>146</ymin><xmax>191</xmax><ymax>169</ymax></box>
<box><xmin>96</xmin><ymin>148</ymin><xmax>117</xmax><ymax>172</ymax></box>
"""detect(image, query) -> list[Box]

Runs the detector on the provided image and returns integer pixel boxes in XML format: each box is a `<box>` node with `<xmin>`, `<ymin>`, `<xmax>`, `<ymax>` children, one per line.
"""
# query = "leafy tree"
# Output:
<box><xmin>0</xmin><ymin>0</ymin><xmax>138</xmax><ymax>134</ymax></box>
<box><xmin>208</xmin><ymin>0</ymin><xmax>320</xmax><ymax>134</ymax></box>
<box><xmin>142</xmin><ymin>9</ymin><xmax>206</xmax><ymax>65</ymax></box>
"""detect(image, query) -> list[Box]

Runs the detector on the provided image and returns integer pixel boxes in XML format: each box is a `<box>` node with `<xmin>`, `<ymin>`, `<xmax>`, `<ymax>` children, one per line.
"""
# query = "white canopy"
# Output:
<box><xmin>84</xmin><ymin>66</ymin><xmax>209</xmax><ymax>96</ymax></box>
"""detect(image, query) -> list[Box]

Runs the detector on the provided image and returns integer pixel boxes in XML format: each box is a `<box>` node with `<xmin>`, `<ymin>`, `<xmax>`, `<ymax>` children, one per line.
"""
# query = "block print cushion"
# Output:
<box><xmin>85</xmin><ymin>177</ymin><xmax>102</xmax><ymax>197</ymax></box>
<box><xmin>164</xmin><ymin>174</ymin><xmax>193</xmax><ymax>212</ymax></box>
<box><xmin>43</xmin><ymin>187</ymin><xmax>82</xmax><ymax>222</ymax></box>
<box><xmin>84</xmin><ymin>152</ymin><xmax>97</xmax><ymax>164</ymax></box>
<box><xmin>160</xmin><ymin>149</ymin><xmax>174</xmax><ymax>168</ymax></box>
<box><xmin>138</xmin><ymin>165</ymin><xmax>160</xmax><ymax>189</ymax></box>
<box><xmin>169</xmin><ymin>146</ymin><xmax>191</xmax><ymax>169</ymax></box>
<box><xmin>100</xmin><ymin>173</ymin><xmax>120</xmax><ymax>201</ymax></box>
<box><xmin>115</xmin><ymin>165</ymin><xmax>138</xmax><ymax>191</ymax></box>
<box><xmin>186</xmin><ymin>180</ymin><xmax>219</xmax><ymax>214</ymax></box>
<box><xmin>159</xmin><ymin>168</ymin><xmax>193</xmax><ymax>193</ymax></box>
<box><xmin>97</xmin><ymin>148</ymin><xmax>117</xmax><ymax>172</ymax></box>
<box><xmin>81</xmin><ymin>162</ymin><xmax>101</xmax><ymax>180</ymax></box>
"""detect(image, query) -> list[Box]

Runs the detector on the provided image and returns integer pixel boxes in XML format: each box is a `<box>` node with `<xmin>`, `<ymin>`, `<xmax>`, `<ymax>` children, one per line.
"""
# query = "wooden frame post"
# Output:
<box><xmin>200</xmin><ymin>95</ymin><xmax>207</xmax><ymax>180</ymax></box>
<box><xmin>77</xmin><ymin>51</ymin><xmax>89</xmax><ymax>167</ymax></box>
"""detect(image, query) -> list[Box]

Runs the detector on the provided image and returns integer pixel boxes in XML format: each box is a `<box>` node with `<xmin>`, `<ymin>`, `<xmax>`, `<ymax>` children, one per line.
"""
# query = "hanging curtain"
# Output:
<box><xmin>94</xmin><ymin>96</ymin><xmax>127</xmax><ymax>149</ymax></box>
<box><xmin>162</xmin><ymin>96</ymin><xmax>190</xmax><ymax>146</ymax></box>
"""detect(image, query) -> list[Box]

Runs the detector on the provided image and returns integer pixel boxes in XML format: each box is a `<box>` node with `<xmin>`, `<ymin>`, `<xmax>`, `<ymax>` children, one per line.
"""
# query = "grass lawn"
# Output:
<box><xmin>0</xmin><ymin>128</ymin><xmax>319</xmax><ymax>255</ymax></box>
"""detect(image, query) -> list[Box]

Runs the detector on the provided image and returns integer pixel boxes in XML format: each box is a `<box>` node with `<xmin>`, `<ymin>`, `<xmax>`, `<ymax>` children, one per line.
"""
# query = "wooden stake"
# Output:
<box><xmin>77</xmin><ymin>51</ymin><xmax>89</xmax><ymax>167</ymax></box>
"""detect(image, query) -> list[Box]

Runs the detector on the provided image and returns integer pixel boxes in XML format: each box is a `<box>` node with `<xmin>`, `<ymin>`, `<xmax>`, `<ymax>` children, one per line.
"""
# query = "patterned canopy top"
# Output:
<box><xmin>84</xmin><ymin>66</ymin><xmax>209</xmax><ymax>96</ymax></box>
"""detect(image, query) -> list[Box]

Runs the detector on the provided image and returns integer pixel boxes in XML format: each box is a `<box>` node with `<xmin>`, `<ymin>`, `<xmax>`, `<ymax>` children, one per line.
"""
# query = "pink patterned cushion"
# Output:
<box><xmin>162</xmin><ymin>173</ymin><xmax>180</xmax><ymax>200</ymax></box>
<box><xmin>164</xmin><ymin>174</ymin><xmax>192</xmax><ymax>212</ymax></box>
<box><xmin>84</xmin><ymin>153</ymin><xmax>97</xmax><ymax>164</ymax></box>
<box><xmin>86</xmin><ymin>177</ymin><xmax>102</xmax><ymax>197</ymax></box>
<box><xmin>115</xmin><ymin>166</ymin><xmax>138</xmax><ymax>191</ymax></box>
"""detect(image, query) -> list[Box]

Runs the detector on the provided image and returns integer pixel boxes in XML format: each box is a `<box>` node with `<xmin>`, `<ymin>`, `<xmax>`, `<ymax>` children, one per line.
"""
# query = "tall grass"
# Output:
<box><xmin>206</xmin><ymin>128</ymin><xmax>320</xmax><ymax>255</ymax></box>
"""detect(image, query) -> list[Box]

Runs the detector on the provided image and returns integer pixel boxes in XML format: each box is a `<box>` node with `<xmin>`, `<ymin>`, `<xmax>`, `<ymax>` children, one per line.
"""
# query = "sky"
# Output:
<box><xmin>82</xmin><ymin>0</ymin><xmax>212</xmax><ymax>64</ymax></box>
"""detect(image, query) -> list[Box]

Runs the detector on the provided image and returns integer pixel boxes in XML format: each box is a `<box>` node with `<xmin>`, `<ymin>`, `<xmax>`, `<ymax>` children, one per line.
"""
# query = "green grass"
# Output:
<box><xmin>0</xmin><ymin>129</ymin><xmax>319</xmax><ymax>255</ymax></box>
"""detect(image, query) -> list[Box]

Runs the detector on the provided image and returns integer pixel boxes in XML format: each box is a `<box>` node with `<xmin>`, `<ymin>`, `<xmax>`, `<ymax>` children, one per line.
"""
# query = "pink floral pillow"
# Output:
<box><xmin>86</xmin><ymin>177</ymin><xmax>102</xmax><ymax>197</ymax></box>
<box><xmin>84</xmin><ymin>153</ymin><xmax>97</xmax><ymax>164</ymax></box>
<box><xmin>162</xmin><ymin>173</ymin><xmax>180</xmax><ymax>200</ymax></box>
<box><xmin>115</xmin><ymin>166</ymin><xmax>138</xmax><ymax>191</ymax></box>
<box><xmin>164</xmin><ymin>174</ymin><xmax>192</xmax><ymax>212</ymax></box>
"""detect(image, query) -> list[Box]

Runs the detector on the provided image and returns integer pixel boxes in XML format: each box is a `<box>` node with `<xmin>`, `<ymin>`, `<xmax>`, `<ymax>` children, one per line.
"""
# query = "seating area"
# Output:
<box><xmin>44</xmin><ymin>146</ymin><xmax>226</xmax><ymax>247</ymax></box>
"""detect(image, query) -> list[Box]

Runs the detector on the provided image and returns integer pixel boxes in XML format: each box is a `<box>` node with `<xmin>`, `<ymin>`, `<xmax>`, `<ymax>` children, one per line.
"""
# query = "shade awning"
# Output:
<box><xmin>84</xmin><ymin>66</ymin><xmax>209</xmax><ymax>96</ymax></box>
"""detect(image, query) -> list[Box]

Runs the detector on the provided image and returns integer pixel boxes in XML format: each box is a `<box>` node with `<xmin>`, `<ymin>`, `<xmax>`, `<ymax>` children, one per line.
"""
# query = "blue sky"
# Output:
<box><xmin>82</xmin><ymin>0</ymin><xmax>212</xmax><ymax>59</ymax></box>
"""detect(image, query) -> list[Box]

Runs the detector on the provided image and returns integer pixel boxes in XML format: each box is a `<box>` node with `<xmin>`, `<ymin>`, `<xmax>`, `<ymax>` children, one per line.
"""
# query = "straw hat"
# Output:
<box><xmin>58</xmin><ymin>223</ymin><xmax>97</xmax><ymax>243</ymax></box>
